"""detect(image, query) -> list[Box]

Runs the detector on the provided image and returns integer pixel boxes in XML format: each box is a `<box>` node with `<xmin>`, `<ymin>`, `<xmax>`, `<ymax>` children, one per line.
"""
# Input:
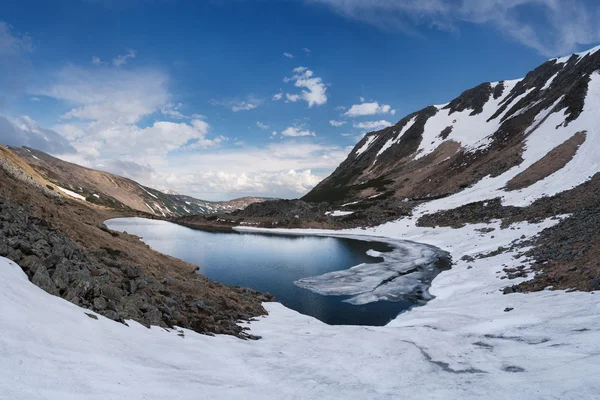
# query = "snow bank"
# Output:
<box><xmin>56</xmin><ymin>185</ymin><xmax>86</xmax><ymax>201</ymax></box>
<box><xmin>3</xmin><ymin>205</ymin><xmax>600</xmax><ymax>399</ymax></box>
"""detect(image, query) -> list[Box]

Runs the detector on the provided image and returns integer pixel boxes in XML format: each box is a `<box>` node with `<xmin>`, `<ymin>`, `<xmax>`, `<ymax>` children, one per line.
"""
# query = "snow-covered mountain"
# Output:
<box><xmin>305</xmin><ymin>45</ymin><xmax>600</xmax><ymax>208</ymax></box>
<box><xmin>8</xmin><ymin>146</ymin><xmax>268</xmax><ymax>217</ymax></box>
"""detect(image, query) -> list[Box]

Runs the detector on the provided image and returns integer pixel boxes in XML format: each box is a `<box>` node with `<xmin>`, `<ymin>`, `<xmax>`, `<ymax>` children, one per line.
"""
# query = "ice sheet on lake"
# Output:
<box><xmin>295</xmin><ymin>240</ymin><xmax>449</xmax><ymax>305</ymax></box>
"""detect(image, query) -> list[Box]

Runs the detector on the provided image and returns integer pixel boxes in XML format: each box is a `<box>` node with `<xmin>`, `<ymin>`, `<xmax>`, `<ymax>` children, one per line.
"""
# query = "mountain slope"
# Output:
<box><xmin>8</xmin><ymin>146</ymin><xmax>267</xmax><ymax>216</ymax></box>
<box><xmin>304</xmin><ymin>45</ymin><xmax>600</xmax><ymax>207</ymax></box>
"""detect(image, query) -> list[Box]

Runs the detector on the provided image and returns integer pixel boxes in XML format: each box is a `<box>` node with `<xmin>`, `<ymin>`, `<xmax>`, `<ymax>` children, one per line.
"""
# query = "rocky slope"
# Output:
<box><xmin>0</xmin><ymin>145</ymin><xmax>271</xmax><ymax>338</ymax></box>
<box><xmin>9</xmin><ymin>146</ymin><xmax>267</xmax><ymax>217</ymax></box>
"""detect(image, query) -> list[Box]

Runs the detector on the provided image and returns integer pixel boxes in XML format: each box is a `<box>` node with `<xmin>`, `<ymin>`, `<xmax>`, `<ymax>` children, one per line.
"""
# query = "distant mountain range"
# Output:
<box><xmin>8</xmin><ymin>146</ymin><xmax>268</xmax><ymax>217</ymax></box>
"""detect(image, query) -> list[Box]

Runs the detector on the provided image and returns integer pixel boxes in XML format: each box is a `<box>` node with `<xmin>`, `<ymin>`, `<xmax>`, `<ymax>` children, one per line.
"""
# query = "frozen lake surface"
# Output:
<box><xmin>106</xmin><ymin>218</ymin><xmax>449</xmax><ymax>325</ymax></box>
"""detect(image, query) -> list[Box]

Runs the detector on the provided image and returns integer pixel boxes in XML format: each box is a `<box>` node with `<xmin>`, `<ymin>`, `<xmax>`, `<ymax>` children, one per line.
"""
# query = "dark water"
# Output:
<box><xmin>105</xmin><ymin>217</ymin><xmax>415</xmax><ymax>326</ymax></box>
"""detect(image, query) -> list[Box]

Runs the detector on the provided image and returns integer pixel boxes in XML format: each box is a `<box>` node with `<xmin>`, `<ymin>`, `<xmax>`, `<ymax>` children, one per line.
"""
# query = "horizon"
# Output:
<box><xmin>2</xmin><ymin>0</ymin><xmax>600</xmax><ymax>201</ymax></box>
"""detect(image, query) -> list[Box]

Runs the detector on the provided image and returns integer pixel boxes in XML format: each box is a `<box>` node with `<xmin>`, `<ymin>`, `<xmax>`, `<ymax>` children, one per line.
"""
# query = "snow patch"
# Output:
<box><xmin>325</xmin><ymin>210</ymin><xmax>354</xmax><ymax>217</ymax></box>
<box><xmin>374</xmin><ymin>116</ymin><xmax>417</xmax><ymax>162</ymax></box>
<box><xmin>355</xmin><ymin>135</ymin><xmax>376</xmax><ymax>157</ymax></box>
<box><xmin>56</xmin><ymin>186</ymin><xmax>86</xmax><ymax>201</ymax></box>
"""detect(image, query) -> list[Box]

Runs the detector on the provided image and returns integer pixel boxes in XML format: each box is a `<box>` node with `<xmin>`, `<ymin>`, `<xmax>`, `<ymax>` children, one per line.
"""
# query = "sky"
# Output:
<box><xmin>1</xmin><ymin>0</ymin><xmax>600</xmax><ymax>201</ymax></box>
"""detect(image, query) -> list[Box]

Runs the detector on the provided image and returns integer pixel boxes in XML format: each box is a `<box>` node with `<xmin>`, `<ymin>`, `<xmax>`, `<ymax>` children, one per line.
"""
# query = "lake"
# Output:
<box><xmin>105</xmin><ymin>218</ymin><xmax>449</xmax><ymax>326</ymax></box>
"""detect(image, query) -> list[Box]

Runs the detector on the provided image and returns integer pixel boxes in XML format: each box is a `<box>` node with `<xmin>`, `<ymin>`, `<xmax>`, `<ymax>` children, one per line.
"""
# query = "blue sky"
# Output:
<box><xmin>1</xmin><ymin>0</ymin><xmax>600</xmax><ymax>200</ymax></box>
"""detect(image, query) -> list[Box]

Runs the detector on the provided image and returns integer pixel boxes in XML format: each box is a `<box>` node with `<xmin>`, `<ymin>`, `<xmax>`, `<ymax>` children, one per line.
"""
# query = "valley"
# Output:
<box><xmin>2</xmin><ymin>41</ymin><xmax>600</xmax><ymax>399</ymax></box>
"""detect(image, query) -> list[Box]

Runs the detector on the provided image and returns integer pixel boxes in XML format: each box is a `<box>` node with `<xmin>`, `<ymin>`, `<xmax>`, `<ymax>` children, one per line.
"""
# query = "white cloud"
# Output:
<box><xmin>359</xmin><ymin>96</ymin><xmax>365</xmax><ymax>102</ymax></box>
<box><xmin>212</xmin><ymin>97</ymin><xmax>261</xmax><ymax>112</ymax></box>
<box><xmin>155</xmin><ymin>141</ymin><xmax>349</xmax><ymax>198</ymax></box>
<box><xmin>256</xmin><ymin>121</ymin><xmax>270</xmax><ymax>130</ymax></box>
<box><xmin>353</xmin><ymin>120</ymin><xmax>392</xmax><ymax>131</ymax></box>
<box><xmin>335</xmin><ymin>105</ymin><xmax>347</xmax><ymax>111</ymax></box>
<box><xmin>302</xmin><ymin>48</ymin><xmax>311</xmax><ymax>53</ymax></box>
<box><xmin>285</xmin><ymin>93</ymin><xmax>301</xmax><ymax>102</ymax></box>
<box><xmin>160</xmin><ymin>102</ymin><xmax>186</xmax><ymax>119</ymax></box>
<box><xmin>30</xmin><ymin>97</ymin><xmax>40</xmax><ymax>101</ymax></box>
<box><xmin>112</xmin><ymin>49</ymin><xmax>136</xmax><ymax>67</ymax></box>
<box><xmin>272</xmin><ymin>91</ymin><xmax>283</xmax><ymax>101</ymax></box>
<box><xmin>283</xmin><ymin>67</ymin><xmax>328</xmax><ymax>107</ymax></box>
<box><xmin>329</xmin><ymin>120</ymin><xmax>347</xmax><ymax>127</ymax></box>
<box><xmin>283</xmin><ymin>52</ymin><xmax>294</xmax><ymax>58</ymax></box>
<box><xmin>341</xmin><ymin>133</ymin><xmax>352</xmax><ymax>137</ymax></box>
<box><xmin>91</xmin><ymin>56</ymin><xmax>102</xmax><ymax>65</ymax></box>
<box><xmin>35</xmin><ymin>63</ymin><xmax>225</xmax><ymax>169</ymax></box>
<box><xmin>37</xmin><ymin>65</ymin><xmax>169</xmax><ymax>125</ymax></box>
<box><xmin>344</xmin><ymin>101</ymin><xmax>395</xmax><ymax>117</ymax></box>
<box><xmin>232</xmin><ymin>102</ymin><xmax>257</xmax><ymax>112</ymax></box>
<box><xmin>309</xmin><ymin>0</ymin><xmax>600</xmax><ymax>57</ymax></box>
<box><xmin>280</xmin><ymin>126</ymin><xmax>316</xmax><ymax>137</ymax></box>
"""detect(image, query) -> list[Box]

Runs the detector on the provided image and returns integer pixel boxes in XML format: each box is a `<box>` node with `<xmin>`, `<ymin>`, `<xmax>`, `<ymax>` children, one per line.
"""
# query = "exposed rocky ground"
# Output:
<box><xmin>0</xmin><ymin>146</ymin><xmax>272</xmax><ymax>338</ymax></box>
<box><xmin>171</xmin><ymin>196</ymin><xmax>414</xmax><ymax>231</ymax></box>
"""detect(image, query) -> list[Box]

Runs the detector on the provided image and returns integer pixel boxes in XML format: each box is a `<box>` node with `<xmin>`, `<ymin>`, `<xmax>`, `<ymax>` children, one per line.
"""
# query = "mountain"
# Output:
<box><xmin>304</xmin><ymin>46</ymin><xmax>600</xmax><ymax>207</ymax></box>
<box><xmin>8</xmin><ymin>146</ymin><xmax>268</xmax><ymax>217</ymax></box>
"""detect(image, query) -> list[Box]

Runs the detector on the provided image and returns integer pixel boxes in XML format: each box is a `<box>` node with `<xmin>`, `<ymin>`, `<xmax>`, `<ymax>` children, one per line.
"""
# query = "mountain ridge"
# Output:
<box><xmin>304</xmin><ymin>45</ymin><xmax>600</xmax><ymax>205</ymax></box>
<box><xmin>7</xmin><ymin>146</ymin><xmax>268</xmax><ymax>217</ymax></box>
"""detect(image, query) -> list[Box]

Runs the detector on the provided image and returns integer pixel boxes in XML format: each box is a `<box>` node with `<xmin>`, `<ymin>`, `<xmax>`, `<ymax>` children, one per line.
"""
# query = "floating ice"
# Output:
<box><xmin>295</xmin><ymin>239</ymin><xmax>450</xmax><ymax>305</ymax></box>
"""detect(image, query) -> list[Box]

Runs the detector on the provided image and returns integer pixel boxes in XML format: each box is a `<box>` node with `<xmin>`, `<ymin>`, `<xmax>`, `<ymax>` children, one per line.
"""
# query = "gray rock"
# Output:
<box><xmin>32</xmin><ymin>265</ymin><xmax>58</xmax><ymax>296</ymax></box>
<box><xmin>52</xmin><ymin>261</ymin><xmax>70</xmax><ymax>290</ymax></box>
<box><xmin>93</xmin><ymin>297</ymin><xmax>108</xmax><ymax>311</ymax></box>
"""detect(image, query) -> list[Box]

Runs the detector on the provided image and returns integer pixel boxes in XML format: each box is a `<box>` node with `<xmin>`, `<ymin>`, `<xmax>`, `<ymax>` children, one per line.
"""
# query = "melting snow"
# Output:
<box><xmin>355</xmin><ymin>135</ymin><xmax>377</xmax><ymax>157</ymax></box>
<box><xmin>325</xmin><ymin>210</ymin><xmax>354</xmax><ymax>216</ymax></box>
<box><xmin>140</xmin><ymin>186</ymin><xmax>158</xmax><ymax>199</ymax></box>
<box><xmin>415</xmin><ymin>79</ymin><xmax>525</xmax><ymax>159</ymax></box>
<box><xmin>542</xmin><ymin>70</ymin><xmax>560</xmax><ymax>90</ymax></box>
<box><xmin>374</xmin><ymin>116</ymin><xmax>417</xmax><ymax>162</ymax></box>
<box><xmin>56</xmin><ymin>186</ymin><xmax>86</xmax><ymax>201</ymax></box>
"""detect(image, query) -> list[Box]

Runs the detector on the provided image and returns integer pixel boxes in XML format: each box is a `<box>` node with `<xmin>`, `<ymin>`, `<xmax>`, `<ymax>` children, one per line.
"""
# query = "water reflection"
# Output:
<box><xmin>106</xmin><ymin>217</ymin><xmax>415</xmax><ymax>326</ymax></box>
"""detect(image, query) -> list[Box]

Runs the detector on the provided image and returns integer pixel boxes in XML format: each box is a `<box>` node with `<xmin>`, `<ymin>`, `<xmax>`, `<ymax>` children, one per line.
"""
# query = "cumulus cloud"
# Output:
<box><xmin>283</xmin><ymin>67</ymin><xmax>328</xmax><ymax>107</ymax></box>
<box><xmin>329</xmin><ymin>119</ymin><xmax>347</xmax><ymax>127</ymax></box>
<box><xmin>279</xmin><ymin>126</ymin><xmax>316</xmax><ymax>137</ymax></box>
<box><xmin>112</xmin><ymin>49</ymin><xmax>136</xmax><ymax>67</ymax></box>
<box><xmin>309</xmin><ymin>0</ymin><xmax>600</xmax><ymax>56</ymax></box>
<box><xmin>283</xmin><ymin>52</ymin><xmax>294</xmax><ymax>58</ymax></box>
<box><xmin>152</xmin><ymin>141</ymin><xmax>349</xmax><ymax>198</ymax></box>
<box><xmin>272</xmin><ymin>91</ymin><xmax>283</xmax><ymax>101</ymax></box>
<box><xmin>160</xmin><ymin>102</ymin><xmax>186</xmax><ymax>119</ymax></box>
<box><xmin>91</xmin><ymin>56</ymin><xmax>102</xmax><ymax>65</ymax></box>
<box><xmin>353</xmin><ymin>120</ymin><xmax>392</xmax><ymax>131</ymax></box>
<box><xmin>33</xmin><ymin>63</ymin><xmax>225</xmax><ymax>169</ymax></box>
<box><xmin>344</xmin><ymin>101</ymin><xmax>395</xmax><ymax>117</ymax></box>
